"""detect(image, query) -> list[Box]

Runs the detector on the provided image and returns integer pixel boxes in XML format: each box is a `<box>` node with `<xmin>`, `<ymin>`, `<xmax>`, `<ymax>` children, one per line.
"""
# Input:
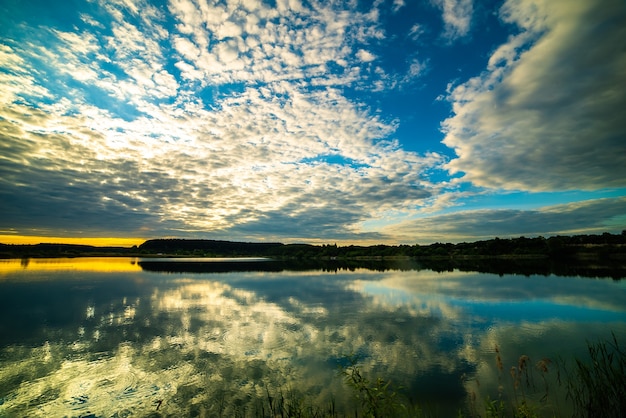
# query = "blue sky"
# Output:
<box><xmin>0</xmin><ymin>0</ymin><xmax>625</xmax><ymax>245</ymax></box>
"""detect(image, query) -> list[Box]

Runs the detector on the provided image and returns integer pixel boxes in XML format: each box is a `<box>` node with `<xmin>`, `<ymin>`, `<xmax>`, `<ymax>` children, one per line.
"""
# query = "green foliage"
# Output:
<box><xmin>483</xmin><ymin>396</ymin><xmax>507</xmax><ymax>418</ymax></box>
<box><xmin>339</xmin><ymin>355</ymin><xmax>405</xmax><ymax>418</ymax></box>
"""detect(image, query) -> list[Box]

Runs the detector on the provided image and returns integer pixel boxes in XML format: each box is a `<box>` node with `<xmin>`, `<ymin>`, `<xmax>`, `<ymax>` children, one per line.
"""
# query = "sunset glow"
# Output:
<box><xmin>0</xmin><ymin>235</ymin><xmax>143</xmax><ymax>247</ymax></box>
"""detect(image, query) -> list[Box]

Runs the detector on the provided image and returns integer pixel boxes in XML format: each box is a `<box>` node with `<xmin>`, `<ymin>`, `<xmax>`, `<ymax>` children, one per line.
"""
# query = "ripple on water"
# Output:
<box><xmin>0</xmin><ymin>342</ymin><xmax>203</xmax><ymax>417</ymax></box>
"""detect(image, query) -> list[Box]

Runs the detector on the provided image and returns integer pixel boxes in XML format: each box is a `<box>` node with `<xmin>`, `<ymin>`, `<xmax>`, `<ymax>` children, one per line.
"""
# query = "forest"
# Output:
<box><xmin>2</xmin><ymin>231</ymin><xmax>625</xmax><ymax>261</ymax></box>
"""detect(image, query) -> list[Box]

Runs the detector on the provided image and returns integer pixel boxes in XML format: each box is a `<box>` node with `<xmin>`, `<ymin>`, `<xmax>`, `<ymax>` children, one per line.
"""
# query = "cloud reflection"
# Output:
<box><xmin>1</xmin><ymin>264</ymin><xmax>625</xmax><ymax>415</ymax></box>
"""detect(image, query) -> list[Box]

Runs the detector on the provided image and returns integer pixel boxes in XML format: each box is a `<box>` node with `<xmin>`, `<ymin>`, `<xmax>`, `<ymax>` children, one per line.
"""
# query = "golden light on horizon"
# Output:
<box><xmin>0</xmin><ymin>235</ymin><xmax>144</xmax><ymax>247</ymax></box>
<box><xmin>0</xmin><ymin>257</ymin><xmax>143</xmax><ymax>275</ymax></box>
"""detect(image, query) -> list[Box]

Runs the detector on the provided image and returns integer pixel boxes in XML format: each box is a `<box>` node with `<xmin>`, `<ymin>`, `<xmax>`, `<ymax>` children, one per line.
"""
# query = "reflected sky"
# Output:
<box><xmin>1</xmin><ymin>259</ymin><xmax>625</xmax><ymax>416</ymax></box>
<box><xmin>0</xmin><ymin>257</ymin><xmax>142</xmax><ymax>275</ymax></box>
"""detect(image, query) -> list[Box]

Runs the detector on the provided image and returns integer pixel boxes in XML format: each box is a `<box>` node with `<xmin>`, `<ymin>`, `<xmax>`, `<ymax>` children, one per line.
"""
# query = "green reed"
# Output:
<box><xmin>338</xmin><ymin>354</ymin><xmax>411</xmax><ymax>418</ymax></box>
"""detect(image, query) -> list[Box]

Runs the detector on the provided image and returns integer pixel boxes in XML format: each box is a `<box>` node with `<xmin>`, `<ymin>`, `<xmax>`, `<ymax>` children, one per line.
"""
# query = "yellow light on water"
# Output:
<box><xmin>0</xmin><ymin>257</ymin><xmax>142</xmax><ymax>275</ymax></box>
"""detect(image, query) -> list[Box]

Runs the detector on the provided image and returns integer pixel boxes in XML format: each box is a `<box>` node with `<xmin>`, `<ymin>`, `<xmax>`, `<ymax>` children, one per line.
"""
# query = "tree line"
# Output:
<box><xmin>1</xmin><ymin>231</ymin><xmax>625</xmax><ymax>261</ymax></box>
<box><xmin>137</xmin><ymin>233</ymin><xmax>625</xmax><ymax>260</ymax></box>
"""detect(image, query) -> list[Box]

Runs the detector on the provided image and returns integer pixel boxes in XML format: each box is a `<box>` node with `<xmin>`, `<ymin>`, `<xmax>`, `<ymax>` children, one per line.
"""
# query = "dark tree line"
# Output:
<box><xmin>262</xmin><ymin>232</ymin><xmax>626</xmax><ymax>261</ymax></box>
<box><xmin>0</xmin><ymin>243</ymin><xmax>136</xmax><ymax>258</ymax></box>
<box><xmin>2</xmin><ymin>232</ymin><xmax>625</xmax><ymax>261</ymax></box>
<box><xmin>138</xmin><ymin>239</ymin><xmax>284</xmax><ymax>256</ymax></box>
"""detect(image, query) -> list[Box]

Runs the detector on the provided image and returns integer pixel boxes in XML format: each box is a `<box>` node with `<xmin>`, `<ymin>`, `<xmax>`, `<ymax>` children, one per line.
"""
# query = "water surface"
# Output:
<box><xmin>1</xmin><ymin>258</ymin><xmax>625</xmax><ymax>416</ymax></box>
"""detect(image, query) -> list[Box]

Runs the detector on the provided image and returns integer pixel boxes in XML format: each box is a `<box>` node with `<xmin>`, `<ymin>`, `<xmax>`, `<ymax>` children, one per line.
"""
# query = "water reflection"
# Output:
<box><xmin>0</xmin><ymin>259</ymin><xmax>625</xmax><ymax>416</ymax></box>
<box><xmin>0</xmin><ymin>257</ymin><xmax>142</xmax><ymax>274</ymax></box>
<box><xmin>138</xmin><ymin>257</ymin><xmax>626</xmax><ymax>279</ymax></box>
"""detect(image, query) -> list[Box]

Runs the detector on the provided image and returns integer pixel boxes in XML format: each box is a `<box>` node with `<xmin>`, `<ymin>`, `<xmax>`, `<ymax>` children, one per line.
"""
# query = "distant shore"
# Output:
<box><xmin>2</xmin><ymin>233</ymin><xmax>625</xmax><ymax>279</ymax></box>
<box><xmin>2</xmin><ymin>232</ymin><xmax>625</xmax><ymax>261</ymax></box>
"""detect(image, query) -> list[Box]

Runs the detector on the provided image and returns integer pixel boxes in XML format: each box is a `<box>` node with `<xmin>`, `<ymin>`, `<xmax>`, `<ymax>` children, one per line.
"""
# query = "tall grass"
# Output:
<box><xmin>239</xmin><ymin>334</ymin><xmax>625</xmax><ymax>417</ymax></box>
<box><xmin>256</xmin><ymin>385</ymin><xmax>339</xmax><ymax>418</ymax></box>
<box><xmin>465</xmin><ymin>346</ymin><xmax>553</xmax><ymax>418</ymax></box>
<box><xmin>339</xmin><ymin>354</ymin><xmax>415</xmax><ymax>417</ymax></box>
<box><xmin>463</xmin><ymin>333</ymin><xmax>625</xmax><ymax>418</ymax></box>
<box><xmin>561</xmin><ymin>332</ymin><xmax>626</xmax><ymax>418</ymax></box>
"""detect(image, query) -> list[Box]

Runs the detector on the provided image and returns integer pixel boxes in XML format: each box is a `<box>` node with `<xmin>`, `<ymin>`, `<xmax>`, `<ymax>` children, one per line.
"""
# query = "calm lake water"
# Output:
<box><xmin>1</xmin><ymin>258</ymin><xmax>625</xmax><ymax>417</ymax></box>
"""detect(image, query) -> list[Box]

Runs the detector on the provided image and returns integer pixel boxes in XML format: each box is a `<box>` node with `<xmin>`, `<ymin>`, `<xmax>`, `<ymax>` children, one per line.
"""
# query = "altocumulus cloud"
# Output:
<box><xmin>0</xmin><ymin>0</ymin><xmax>442</xmax><ymax>241</ymax></box>
<box><xmin>1</xmin><ymin>0</ymin><xmax>625</xmax><ymax>243</ymax></box>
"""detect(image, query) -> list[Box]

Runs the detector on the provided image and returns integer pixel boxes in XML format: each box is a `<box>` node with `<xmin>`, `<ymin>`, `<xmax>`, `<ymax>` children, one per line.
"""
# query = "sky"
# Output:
<box><xmin>0</xmin><ymin>0</ymin><xmax>625</xmax><ymax>246</ymax></box>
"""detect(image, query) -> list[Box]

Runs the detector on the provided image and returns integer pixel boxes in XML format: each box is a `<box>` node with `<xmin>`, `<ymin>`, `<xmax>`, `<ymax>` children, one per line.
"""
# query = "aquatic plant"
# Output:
<box><xmin>561</xmin><ymin>332</ymin><xmax>626</xmax><ymax>418</ymax></box>
<box><xmin>339</xmin><ymin>355</ymin><xmax>404</xmax><ymax>418</ymax></box>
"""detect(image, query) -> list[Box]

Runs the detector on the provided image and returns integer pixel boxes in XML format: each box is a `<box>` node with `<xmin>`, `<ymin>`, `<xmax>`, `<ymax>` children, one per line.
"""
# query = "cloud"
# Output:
<box><xmin>167</xmin><ymin>0</ymin><xmax>361</xmax><ymax>86</ymax></box>
<box><xmin>0</xmin><ymin>0</ymin><xmax>441</xmax><ymax>241</ymax></box>
<box><xmin>406</xmin><ymin>58</ymin><xmax>428</xmax><ymax>80</ymax></box>
<box><xmin>432</xmin><ymin>0</ymin><xmax>474</xmax><ymax>40</ymax></box>
<box><xmin>392</xmin><ymin>0</ymin><xmax>406</xmax><ymax>13</ymax></box>
<box><xmin>381</xmin><ymin>197</ymin><xmax>626</xmax><ymax>243</ymax></box>
<box><xmin>408</xmin><ymin>23</ymin><xmax>425</xmax><ymax>41</ymax></box>
<box><xmin>356</xmin><ymin>49</ymin><xmax>376</xmax><ymax>63</ymax></box>
<box><xmin>441</xmin><ymin>0</ymin><xmax>626</xmax><ymax>191</ymax></box>
<box><xmin>6</xmin><ymin>0</ymin><xmax>620</xmax><ymax>244</ymax></box>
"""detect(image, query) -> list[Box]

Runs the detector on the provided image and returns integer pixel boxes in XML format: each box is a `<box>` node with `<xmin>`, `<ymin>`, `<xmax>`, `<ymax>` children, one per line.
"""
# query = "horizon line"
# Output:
<box><xmin>2</xmin><ymin>231</ymin><xmax>624</xmax><ymax>249</ymax></box>
<box><xmin>0</xmin><ymin>235</ymin><xmax>145</xmax><ymax>247</ymax></box>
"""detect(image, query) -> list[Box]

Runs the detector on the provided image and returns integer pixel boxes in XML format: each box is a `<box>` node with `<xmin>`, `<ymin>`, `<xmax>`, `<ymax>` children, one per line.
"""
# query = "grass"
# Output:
<box><xmin>464</xmin><ymin>333</ymin><xmax>625</xmax><ymax>418</ymax></box>
<box><xmin>246</xmin><ymin>333</ymin><xmax>625</xmax><ymax>418</ymax></box>
<box><xmin>465</xmin><ymin>346</ymin><xmax>551</xmax><ymax>418</ymax></box>
<box><xmin>561</xmin><ymin>332</ymin><xmax>626</xmax><ymax>418</ymax></box>
<box><xmin>339</xmin><ymin>354</ymin><xmax>419</xmax><ymax>418</ymax></box>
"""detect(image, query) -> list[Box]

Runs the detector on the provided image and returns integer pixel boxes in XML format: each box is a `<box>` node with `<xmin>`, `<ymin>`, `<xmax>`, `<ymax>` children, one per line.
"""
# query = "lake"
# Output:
<box><xmin>1</xmin><ymin>257</ymin><xmax>625</xmax><ymax>417</ymax></box>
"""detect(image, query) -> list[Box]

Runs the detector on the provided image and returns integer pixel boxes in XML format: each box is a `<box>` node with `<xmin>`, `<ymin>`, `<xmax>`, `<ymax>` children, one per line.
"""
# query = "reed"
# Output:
<box><xmin>465</xmin><ymin>333</ymin><xmax>625</xmax><ymax>418</ymax></box>
<box><xmin>560</xmin><ymin>332</ymin><xmax>626</xmax><ymax>418</ymax></box>
<box><xmin>224</xmin><ymin>333</ymin><xmax>624</xmax><ymax>417</ymax></box>
<box><xmin>338</xmin><ymin>354</ymin><xmax>407</xmax><ymax>417</ymax></box>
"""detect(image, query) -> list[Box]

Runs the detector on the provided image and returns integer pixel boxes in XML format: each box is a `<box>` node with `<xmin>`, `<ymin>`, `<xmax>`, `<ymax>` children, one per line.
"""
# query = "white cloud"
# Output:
<box><xmin>167</xmin><ymin>0</ymin><xmax>366</xmax><ymax>87</ymax></box>
<box><xmin>215</xmin><ymin>20</ymin><xmax>243</xmax><ymax>39</ymax></box>
<box><xmin>0</xmin><ymin>45</ymin><xmax>52</xmax><ymax>106</ymax></box>
<box><xmin>356</xmin><ymin>49</ymin><xmax>376</xmax><ymax>63</ymax></box>
<box><xmin>0</xmin><ymin>0</ymin><xmax>439</xmax><ymax>241</ymax></box>
<box><xmin>79</xmin><ymin>13</ymin><xmax>105</xmax><ymax>28</ymax></box>
<box><xmin>172</xmin><ymin>35</ymin><xmax>200</xmax><ymax>61</ymax></box>
<box><xmin>441</xmin><ymin>0</ymin><xmax>626</xmax><ymax>191</ymax></box>
<box><xmin>381</xmin><ymin>197</ymin><xmax>626</xmax><ymax>243</ymax></box>
<box><xmin>392</xmin><ymin>0</ymin><xmax>405</xmax><ymax>13</ymax></box>
<box><xmin>432</xmin><ymin>0</ymin><xmax>473</xmax><ymax>40</ymax></box>
<box><xmin>4</xmin><ymin>0</ymin><xmax>488</xmax><ymax>242</ymax></box>
<box><xmin>408</xmin><ymin>23</ymin><xmax>425</xmax><ymax>41</ymax></box>
<box><xmin>214</xmin><ymin>40</ymin><xmax>240</xmax><ymax>64</ymax></box>
<box><xmin>407</xmin><ymin>58</ymin><xmax>427</xmax><ymax>79</ymax></box>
